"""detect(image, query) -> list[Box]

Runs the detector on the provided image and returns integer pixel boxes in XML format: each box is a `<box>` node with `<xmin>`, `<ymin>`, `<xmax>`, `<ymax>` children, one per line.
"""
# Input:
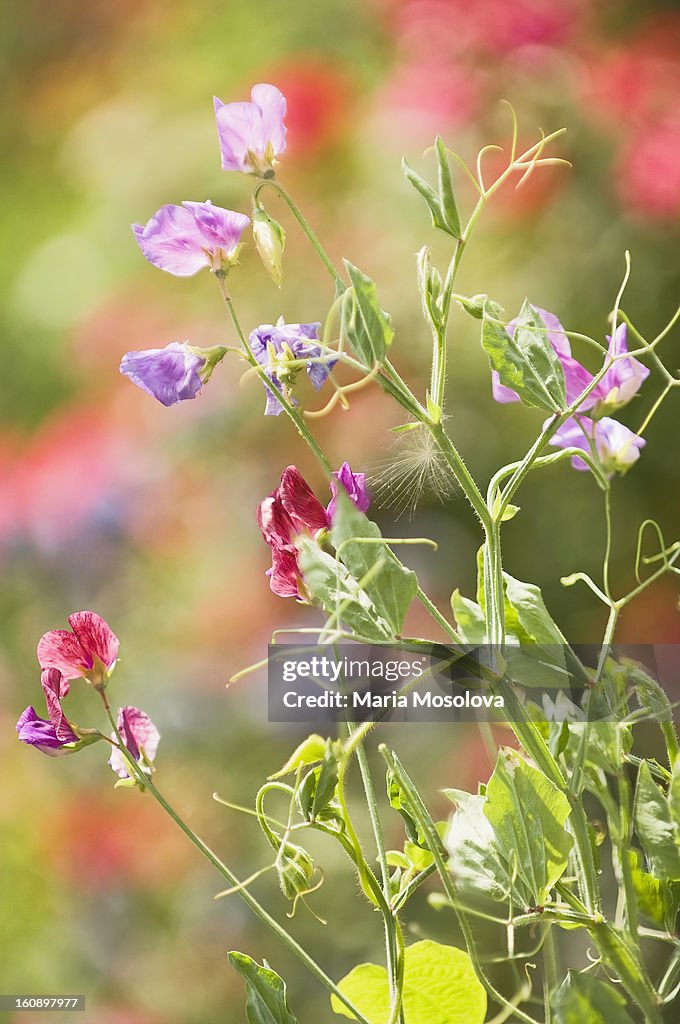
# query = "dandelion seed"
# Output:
<box><xmin>369</xmin><ymin>424</ymin><xmax>456</xmax><ymax>519</ymax></box>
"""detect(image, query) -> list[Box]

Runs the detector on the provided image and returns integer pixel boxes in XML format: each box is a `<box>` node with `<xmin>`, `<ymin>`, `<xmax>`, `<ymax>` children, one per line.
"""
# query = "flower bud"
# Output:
<box><xmin>276</xmin><ymin>842</ymin><xmax>315</xmax><ymax>901</ymax></box>
<box><xmin>252</xmin><ymin>206</ymin><xmax>285</xmax><ymax>287</ymax></box>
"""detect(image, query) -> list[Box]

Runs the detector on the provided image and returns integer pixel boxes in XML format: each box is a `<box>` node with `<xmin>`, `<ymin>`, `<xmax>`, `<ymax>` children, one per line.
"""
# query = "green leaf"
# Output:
<box><xmin>553</xmin><ymin>971</ymin><xmax>634</xmax><ymax>1024</ymax></box>
<box><xmin>503</xmin><ymin>572</ymin><xmax>565</xmax><ymax>645</ymax></box>
<box><xmin>228</xmin><ymin>952</ymin><xmax>300</xmax><ymax>1024</ymax></box>
<box><xmin>387</xmin><ymin>769</ymin><xmax>422</xmax><ymax>846</ymax></box>
<box><xmin>298</xmin><ymin>538</ymin><xmax>393</xmax><ymax>641</ymax></box>
<box><xmin>402</xmin><ymin>139</ymin><xmax>461</xmax><ymax>239</ymax></box>
<box><xmin>268</xmin><ymin>734</ymin><xmax>327</xmax><ymax>780</ymax></box>
<box><xmin>435</xmin><ymin>136</ymin><xmax>461</xmax><ymax>239</ymax></box>
<box><xmin>627</xmin><ymin>848</ymin><xmax>680</xmax><ymax>930</ymax></box>
<box><xmin>634</xmin><ymin>761</ymin><xmax>680</xmax><ymax>880</ymax></box>
<box><xmin>297</xmin><ymin>739</ymin><xmax>339</xmax><ymax>821</ymax></box>
<box><xmin>342</xmin><ymin>261</ymin><xmax>394</xmax><ymax>367</ymax></box>
<box><xmin>481</xmin><ymin>300</ymin><xmax>567</xmax><ymax>412</ymax></box>
<box><xmin>456</xmin><ymin>294</ymin><xmax>505</xmax><ymax>320</ymax></box>
<box><xmin>484</xmin><ymin>748</ymin><xmax>573</xmax><ymax>905</ymax></box>
<box><xmin>331</xmin><ymin>940</ymin><xmax>486</xmax><ymax>1023</ymax></box>
<box><xmin>450</xmin><ymin>590</ymin><xmax>486</xmax><ymax>644</ymax></box>
<box><xmin>330</xmin><ymin>491</ymin><xmax>418</xmax><ymax>637</ymax></box>
<box><xmin>444</xmin><ymin>789</ymin><xmax>531</xmax><ymax>905</ymax></box>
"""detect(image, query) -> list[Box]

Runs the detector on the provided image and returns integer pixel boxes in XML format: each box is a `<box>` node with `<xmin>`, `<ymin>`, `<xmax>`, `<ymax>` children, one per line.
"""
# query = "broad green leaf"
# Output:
<box><xmin>484</xmin><ymin>748</ymin><xmax>573</xmax><ymax>905</ymax></box>
<box><xmin>331</xmin><ymin>940</ymin><xmax>486</xmax><ymax>1024</ymax></box>
<box><xmin>330</xmin><ymin>492</ymin><xmax>418</xmax><ymax>637</ymax></box>
<box><xmin>503</xmin><ymin>572</ymin><xmax>565</xmax><ymax>645</ymax></box>
<box><xmin>481</xmin><ymin>301</ymin><xmax>567</xmax><ymax>412</ymax></box>
<box><xmin>342</xmin><ymin>261</ymin><xmax>394</xmax><ymax>367</ymax></box>
<box><xmin>444</xmin><ymin>789</ymin><xmax>531</xmax><ymax>905</ymax></box>
<box><xmin>627</xmin><ymin>848</ymin><xmax>680</xmax><ymax>931</ymax></box>
<box><xmin>268</xmin><ymin>734</ymin><xmax>327</xmax><ymax>780</ymax></box>
<box><xmin>450</xmin><ymin>590</ymin><xmax>486</xmax><ymax>644</ymax></box>
<box><xmin>228</xmin><ymin>952</ymin><xmax>300</xmax><ymax>1024</ymax></box>
<box><xmin>298</xmin><ymin>538</ymin><xmax>393</xmax><ymax>641</ymax></box>
<box><xmin>634</xmin><ymin>761</ymin><xmax>680</xmax><ymax>880</ymax></box>
<box><xmin>553</xmin><ymin>971</ymin><xmax>634</xmax><ymax>1024</ymax></box>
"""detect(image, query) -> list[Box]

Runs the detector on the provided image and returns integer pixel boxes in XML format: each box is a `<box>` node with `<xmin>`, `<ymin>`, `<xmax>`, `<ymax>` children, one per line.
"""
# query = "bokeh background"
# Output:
<box><xmin>1</xmin><ymin>1</ymin><xmax>679</xmax><ymax>1021</ymax></box>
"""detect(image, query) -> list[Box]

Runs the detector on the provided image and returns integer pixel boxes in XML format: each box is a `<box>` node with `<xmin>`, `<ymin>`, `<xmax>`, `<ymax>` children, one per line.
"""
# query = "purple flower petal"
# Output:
<box><xmin>214</xmin><ymin>84</ymin><xmax>287</xmax><ymax>174</ymax></box>
<box><xmin>132</xmin><ymin>201</ymin><xmax>249</xmax><ymax>276</ymax></box>
<box><xmin>328</xmin><ymin>462</ymin><xmax>371</xmax><ymax>520</ymax></box>
<box><xmin>549</xmin><ymin>415</ymin><xmax>646</xmax><ymax>476</ymax></box>
<box><xmin>120</xmin><ymin>342</ymin><xmax>206</xmax><ymax>407</ymax></box>
<box><xmin>16</xmin><ymin>706</ymin><xmax>74</xmax><ymax>755</ymax></box>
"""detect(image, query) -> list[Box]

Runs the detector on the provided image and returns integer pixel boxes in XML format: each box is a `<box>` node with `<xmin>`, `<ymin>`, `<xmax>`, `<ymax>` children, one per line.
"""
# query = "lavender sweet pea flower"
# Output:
<box><xmin>250</xmin><ymin>319</ymin><xmax>337</xmax><ymax>415</ymax></box>
<box><xmin>214</xmin><ymin>84</ymin><xmax>287</xmax><ymax>175</ymax></box>
<box><xmin>595</xmin><ymin>323</ymin><xmax>650</xmax><ymax>412</ymax></box>
<box><xmin>549</xmin><ymin>415</ymin><xmax>646</xmax><ymax>476</ymax></box>
<box><xmin>120</xmin><ymin>342</ymin><xmax>206</xmax><ymax>407</ymax></box>
<box><xmin>132</xmin><ymin>201</ymin><xmax>250</xmax><ymax>276</ymax></box>
<box><xmin>492</xmin><ymin>306</ymin><xmax>597</xmax><ymax>408</ymax></box>
<box><xmin>109</xmin><ymin>706</ymin><xmax>160</xmax><ymax>780</ymax></box>
<box><xmin>327</xmin><ymin>462</ymin><xmax>371</xmax><ymax>520</ymax></box>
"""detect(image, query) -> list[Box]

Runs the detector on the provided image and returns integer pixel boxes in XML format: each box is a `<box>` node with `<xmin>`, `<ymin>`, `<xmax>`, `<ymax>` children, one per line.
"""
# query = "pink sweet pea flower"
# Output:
<box><xmin>214</xmin><ymin>84</ymin><xmax>287</xmax><ymax>176</ymax></box>
<box><xmin>549</xmin><ymin>415</ymin><xmax>646</xmax><ymax>476</ymax></box>
<box><xmin>108</xmin><ymin>706</ymin><xmax>160</xmax><ymax>780</ymax></box>
<box><xmin>327</xmin><ymin>462</ymin><xmax>370</xmax><ymax>520</ymax></box>
<box><xmin>132</xmin><ymin>201</ymin><xmax>249</xmax><ymax>276</ymax></box>
<box><xmin>37</xmin><ymin>611</ymin><xmax>119</xmax><ymax>689</ymax></box>
<box><xmin>595</xmin><ymin>323</ymin><xmax>650</xmax><ymax>412</ymax></box>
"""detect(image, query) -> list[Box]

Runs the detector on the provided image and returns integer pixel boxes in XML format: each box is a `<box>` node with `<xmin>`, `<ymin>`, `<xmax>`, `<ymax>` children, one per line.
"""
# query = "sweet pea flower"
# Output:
<box><xmin>214</xmin><ymin>84</ymin><xmax>287</xmax><ymax>175</ymax></box>
<box><xmin>108</xmin><ymin>706</ymin><xmax>160</xmax><ymax>780</ymax></box>
<box><xmin>120</xmin><ymin>342</ymin><xmax>206</xmax><ymax>407</ymax></box>
<box><xmin>250</xmin><ymin>319</ymin><xmax>337</xmax><ymax>415</ymax></box>
<box><xmin>493</xmin><ymin>308</ymin><xmax>648</xmax><ymax>415</ymax></box>
<box><xmin>37</xmin><ymin>611</ymin><xmax>119</xmax><ymax>689</ymax></box>
<box><xmin>492</xmin><ymin>306</ymin><xmax>596</xmax><ymax>408</ymax></box>
<box><xmin>595</xmin><ymin>323</ymin><xmax>650</xmax><ymax>413</ymax></box>
<box><xmin>16</xmin><ymin>668</ymin><xmax>79</xmax><ymax>756</ymax></box>
<box><xmin>327</xmin><ymin>462</ymin><xmax>370</xmax><ymax>519</ymax></box>
<box><xmin>258</xmin><ymin>466</ymin><xmax>330</xmax><ymax>598</ymax></box>
<box><xmin>132</xmin><ymin>201</ymin><xmax>249</xmax><ymax>276</ymax></box>
<box><xmin>258</xmin><ymin>465</ymin><xmax>371</xmax><ymax>598</ymax></box>
<box><xmin>549</xmin><ymin>415</ymin><xmax>646</xmax><ymax>476</ymax></box>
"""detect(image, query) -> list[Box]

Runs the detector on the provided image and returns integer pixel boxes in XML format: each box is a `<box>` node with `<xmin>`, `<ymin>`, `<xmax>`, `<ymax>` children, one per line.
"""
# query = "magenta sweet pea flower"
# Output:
<box><xmin>16</xmin><ymin>668</ymin><xmax>79</xmax><ymax>756</ymax></box>
<box><xmin>595</xmin><ymin>323</ymin><xmax>650</xmax><ymax>413</ymax></box>
<box><xmin>108</xmin><ymin>706</ymin><xmax>160</xmax><ymax>780</ymax></box>
<box><xmin>214</xmin><ymin>84</ymin><xmax>287</xmax><ymax>176</ymax></box>
<box><xmin>257</xmin><ymin>466</ymin><xmax>330</xmax><ymax>598</ymax></box>
<box><xmin>549</xmin><ymin>415</ymin><xmax>646</xmax><ymax>476</ymax></box>
<box><xmin>327</xmin><ymin>462</ymin><xmax>370</xmax><ymax>520</ymax></box>
<box><xmin>120</xmin><ymin>342</ymin><xmax>206</xmax><ymax>407</ymax></box>
<box><xmin>250</xmin><ymin>320</ymin><xmax>336</xmax><ymax>415</ymax></box>
<box><xmin>132</xmin><ymin>201</ymin><xmax>249</xmax><ymax>276</ymax></box>
<box><xmin>37</xmin><ymin>611</ymin><xmax>119</xmax><ymax>689</ymax></box>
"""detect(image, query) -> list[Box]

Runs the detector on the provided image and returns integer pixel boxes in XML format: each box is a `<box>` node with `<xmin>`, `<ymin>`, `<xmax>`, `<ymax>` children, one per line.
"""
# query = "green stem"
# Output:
<box><xmin>354</xmin><ymin>737</ymin><xmax>405</xmax><ymax>1024</ymax></box>
<box><xmin>103</xmin><ymin>702</ymin><xmax>371</xmax><ymax>1024</ymax></box>
<box><xmin>254</xmin><ymin>179</ymin><xmax>345</xmax><ymax>293</ymax></box>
